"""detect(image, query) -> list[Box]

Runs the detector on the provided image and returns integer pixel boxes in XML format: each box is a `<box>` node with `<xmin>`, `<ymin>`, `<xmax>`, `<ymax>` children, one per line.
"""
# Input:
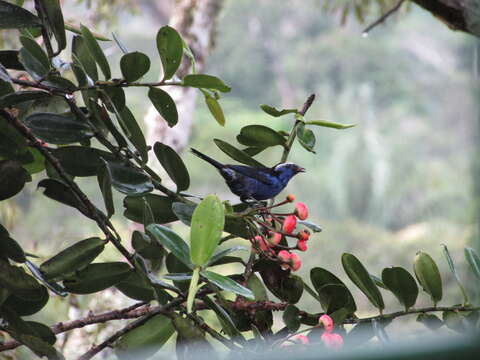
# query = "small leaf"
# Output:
<box><xmin>201</xmin><ymin>270</ymin><xmax>254</xmax><ymax>299</ymax></box>
<box><xmin>40</xmin><ymin>237</ymin><xmax>105</xmax><ymax>281</ymax></box>
<box><xmin>24</xmin><ymin>112</ymin><xmax>94</xmax><ymax>144</ymax></box>
<box><xmin>0</xmin><ymin>260</ymin><xmax>42</xmax><ymax>299</ymax></box>
<box><xmin>237</xmin><ymin>125</ymin><xmax>286</xmax><ymax>148</ymax></box>
<box><xmin>0</xmin><ymin>50</ymin><xmax>25</xmax><ymax>70</ymax></box>
<box><xmin>381</xmin><ymin>267</ymin><xmax>418</xmax><ymax>311</ymax></box>
<box><xmin>39</xmin><ymin>0</ymin><xmax>66</xmax><ymax>52</ymax></box>
<box><xmin>414</xmin><ymin>251</ymin><xmax>443</xmax><ymax>305</ymax></box>
<box><xmin>3</xmin><ymin>286</ymin><xmax>49</xmax><ymax>316</ymax></box>
<box><xmin>342</xmin><ymin>253</ymin><xmax>384</xmax><ymax>311</ymax></box>
<box><xmin>97</xmin><ymin>164</ymin><xmax>114</xmax><ymax>217</ymax></box>
<box><xmin>156</xmin><ymin>25</ymin><xmax>183</xmax><ymax>81</ymax></box>
<box><xmin>465</xmin><ymin>247</ymin><xmax>480</xmax><ymax>280</ymax></box>
<box><xmin>417</xmin><ymin>313</ymin><xmax>443</xmax><ymax>331</ymax></box>
<box><xmin>0</xmin><ymin>90</ymin><xmax>50</xmax><ymax>107</ymax></box>
<box><xmin>203</xmin><ymin>295</ymin><xmax>244</xmax><ymax>340</ymax></box>
<box><xmin>205</xmin><ymin>94</ymin><xmax>225</xmax><ymax>126</ymax></box>
<box><xmin>120</xmin><ymin>51</ymin><xmax>150</xmax><ymax>82</ymax></box>
<box><xmin>213</xmin><ymin>139</ymin><xmax>266</xmax><ymax>167</ymax></box>
<box><xmin>172</xmin><ymin>202</ymin><xmax>195</xmax><ymax>225</ymax></box>
<box><xmin>306</xmin><ymin>120</ymin><xmax>356</xmax><ymax>129</ymax></box>
<box><xmin>153</xmin><ymin>142</ymin><xmax>190</xmax><ymax>192</ymax></box>
<box><xmin>260</xmin><ymin>104</ymin><xmax>297</xmax><ymax>117</ymax></box>
<box><xmin>207</xmin><ymin>246</ymin><xmax>248</xmax><ymax>266</ymax></box>
<box><xmin>80</xmin><ymin>24</ymin><xmax>111</xmax><ymax>79</ymax></box>
<box><xmin>103</xmin><ymin>161</ymin><xmax>154</xmax><ymax>195</ymax></box>
<box><xmin>147</xmin><ymin>224</ymin><xmax>192</xmax><ymax>268</ymax></box>
<box><xmin>442</xmin><ymin>311</ymin><xmax>467</xmax><ymax>333</ymax></box>
<box><xmin>72</xmin><ymin>35</ymin><xmax>98</xmax><ymax>81</ymax></box>
<box><xmin>0</xmin><ymin>1</ymin><xmax>41</xmax><ymax>29</ymax></box>
<box><xmin>148</xmin><ymin>87</ymin><xmax>178</xmax><ymax>127</ymax></box>
<box><xmin>124</xmin><ymin>194</ymin><xmax>177</xmax><ymax>224</ymax></box>
<box><xmin>183</xmin><ymin>74</ymin><xmax>231</xmax><ymax>92</ymax></box>
<box><xmin>442</xmin><ymin>244</ymin><xmax>468</xmax><ymax>305</ymax></box>
<box><xmin>0</xmin><ymin>225</ymin><xmax>25</xmax><ymax>263</ymax></box>
<box><xmin>296</xmin><ymin>122</ymin><xmax>316</xmax><ymax>153</ymax></box>
<box><xmin>52</xmin><ymin>146</ymin><xmax>115</xmax><ymax>177</ymax></box>
<box><xmin>19</xmin><ymin>37</ymin><xmax>50</xmax><ymax>79</ymax></box>
<box><xmin>283</xmin><ymin>304</ymin><xmax>300</xmax><ymax>331</ymax></box>
<box><xmin>115</xmin><ymin>271</ymin><xmax>155</xmax><ymax>302</ymax></box>
<box><xmin>0</xmin><ymin>160</ymin><xmax>30</xmax><ymax>200</ymax></box>
<box><xmin>190</xmin><ymin>195</ymin><xmax>225</xmax><ymax>266</ymax></box>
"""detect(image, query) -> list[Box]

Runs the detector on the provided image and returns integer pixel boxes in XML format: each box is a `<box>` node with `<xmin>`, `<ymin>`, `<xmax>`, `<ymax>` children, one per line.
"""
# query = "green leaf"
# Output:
<box><xmin>153</xmin><ymin>142</ymin><xmax>190</xmax><ymax>192</ymax></box>
<box><xmin>156</xmin><ymin>25</ymin><xmax>183</xmax><ymax>81</ymax></box>
<box><xmin>443</xmin><ymin>311</ymin><xmax>466</xmax><ymax>333</ymax></box>
<box><xmin>19</xmin><ymin>38</ymin><xmax>50</xmax><ymax>80</ymax></box>
<box><xmin>148</xmin><ymin>87</ymin><xmax>178</xmax><ymax>127</ymax></box>
<box><xmin>0</xmin><ymin>225</ymin><xmax>26</xmax><ymax>263</ymax></box>
<box><xmin>0</xmin><ymin>1</ymin><xmax>41</xmax><ymax>29</ymax></box>
<box><xmin>414</xmin><ymin>251</ymin><xmax>443</xmax><ymax>305</ymax></box>
<box><xmin>283</xmin><ymin>304</ymin><xmax>301</xmax><ymax>331</ymax></box>
<box><xmin>123</xmin><ymin>194</ymin><xmax>177</xmax><ymax>224</ymax></box>
<box><xmin>146</xmin><ymin>224</ymin><xmax>192</xmax><ymax>268</ymax></box>
<box><xmin>23</xmin><ymin>112</ymin><xmax>94</xmax><ymax>144</ymax></box>
<box><xmin>342</xmin><ymin>253</ymin><xmax>384</xmax><ymax>311</ymax></box>
<box><xmin>24</xmin><ymin>321</ymin><xmax>56</xmax><ymax>345</ymax></box>
<box><xmin>103</xmin><ymin>161</ymin><xmax>153</xmax><ymax>196</ymax></box>
<box><xmin>0</xmin><ymin>50</ymin><xmax>25</xmax><ymax>70</ymax></box>
<box><xmin>296</xmin><ymin>122</ymin><xmax>316</xmax><ymax>153</ymax></box>
<box><xmin>381</xmin><ymin>267</ymin><xmax>418</xmax><ymax>311</ymax></box>
<box><xmin>116</xmin><ymin>314</ymin><xmax>174</xmax><ymax>360</ymax></box>
<box><xmin>3</xmin><ymin>286</ymin><xmax>49</xmax><ymax>316</ymax></box>
<box><xmin>442</xmin><ymin>244</ymin><xmax>468</xmax><ymax>305</ymax></box>
<box><xmin>202</xmin><ymin>295</ymin><xmax>244</xmax><ymax>340</ymax></box>
<box><xmin>0</xmin><ymin>160</ymin><xmax>30</xmax><ymax>200</ymax></box>
<box><xmin>213</xmin><ymin>139</ymin><xmax>265</xmax><ymax>167</ymax></box>
<box><xmin>190</xmin><ymin>195</ymin><xmax>225</xmax><ymax>266</ymax></box>
<box><xmin>39</xmin><ymin>0</ymin><xmax>66</xmax><ymax>52</ymax></box>
<box><xmin>72</xmin><ymin>35</ymin><xmax>98</xmax><ymax>81</ymax></box>
<box><xmin>0</xmin><ymin>63</ymin><xmax>10</xmax><ymax>82</ymax></box>
<box><xmin>102</xmin><ymin>86</ymin><xmax>126</xmax><ymax>112</ymax></box>
<box><xmin>237</xmin><ymin>125</ymin><xmax>286</xmax><ymax>148</ymax></box>
<box><xmin>40</xmin><ymin>237</ymin><xmax>105</xmax><ymax>281</ymax></box>
<box><xmin>52</xmin><ymin>146</ymin><xmax>115</xmax><ymax>177</ymax></box>
<box><xmin>306</xmin><ymin>120</ymin><xmax>356</xmax><ymax>129</ymax></box>
<box><xmin>80</xmin><ymin>24</ymin><xmax>111</xmax><ymax>79</ymax></box>
<box><xmin>310</xmin><ymin>267</ymin><xmax>357</xmax><ymax>314</ymax></box>
<box><xmin>0</xmin><ymin>260</ymin><xmax>42</xmax><ymax>299</ymax></box>
<box><xmin>115</xmin><ymin>271</ymin><xmax>155</xmax><ymax>302</ymax></box>
<box><xmin>182</xmin><ymin>74</ymin><xmax>231</xmax><ymax>92</ymax></box>
<box><xmin>120</xmin><ymin>51</ymin><xmax>150</xmax><ymax>82</ymax></box>
<box><xmin>41</xmin><ymin>75</ymin><xmax>77</xmax><ymax>92</ymax></box>
<box><xmin>205</xmin><ymin>94</ymin><xmax>226</xmax><ymax>126</ymax></box>
<box><xmin>97</xmin><ymin>164</ymin><xmax>114</xmax><ymax>217</ymax></box>
<box><xmin>201</xmin><ymin>270</ymin><xmax>254</xmax><ymax>299</ymax></box>
<box><xmin>417</xmin><ymin>313</ymin><xmax>443</xmax><ymax>331</ymax></box>
<box><xmin>465</xmin><ymin>247</ymin><xmax>480</xmax><ymax>280</ymax></box>
<box><xmin>63</xmin><ymin>262</ymin><xmax>132</xmax><ymax>294</ymax></box>
<box><xmin>207</xmin><ymin>246</ymin><xmax>247</xmax><ymax>267</ymax></box>
<box><xmin>0</xmin><ymin>90</ymin><xmax>50</xmax><ymax>107</ymax></box>
<box><xmin>66</xmin><ymin>22</ymin><xmax>111</xmax><ymax>41</ymax></box>
<box><xmin>25</xmin><ymin>260</ymin><xmax>67</xmax><ymax>297</ymax></box>
<box><xmin>172</xmin><ymin>202</ymin><xmax>195</xmax><ymax>225</ymax></box>
<box><xmin>260</xmin><ymin>104</ymin><xmax>297</xmax><ymax>117</ymax></box>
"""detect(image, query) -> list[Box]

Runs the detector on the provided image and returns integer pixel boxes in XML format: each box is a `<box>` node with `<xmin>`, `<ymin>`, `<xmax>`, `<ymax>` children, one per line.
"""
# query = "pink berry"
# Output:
<box><xmin>282</xmin><ymin>215</ymin><xmax>297</xmax><ymax>234</ymax></box>
<box><xmin>297</xmin><ymin>240</ymin><xmax>308</xmax><ymax>252</ymax></box>
<box><xmin>321</xmin><ymin>332</ymin><xmax>343</xmax><ymax>350</ymax></box>
<box><xmin>319</xmin><ymin>314</ymin><xmax>334</xmax><ymax>332</ymax></box>
<box><xmin>291</xmin><ymin>334</ymin><xmax>309</xmax><ymax>345</ymax></box>
<box><xmin>278</xmin><ymin>250</ymin><xmax>291</xmax><ymax>262</ymax></box>
<box><xmin>290</xmin><ymin>252</ymin><xmax>302</xmax><ymax>271</ymax></box>
<box><xmin>253</xmin><ymin>235</ymin><xmax>268</xmax><ymax>252</ymax></box>
<box><xmin>267</xmin><ymin>232</ymin><xmax>282</xmax><ymax>247</ymax></box>
<box><xmin>286</xmin><ymin>194</ymin><xmax>296</xmax><ymax>202</ymax></box>
<box><xmin>294</xmin><ymin>202</ymin><xmax>309</xmax><ymax>220</ymax></box>
<box><xmin>297</xmin><ymin>230</ymin><xmax>310</xmax><ymax>241</ymax></box>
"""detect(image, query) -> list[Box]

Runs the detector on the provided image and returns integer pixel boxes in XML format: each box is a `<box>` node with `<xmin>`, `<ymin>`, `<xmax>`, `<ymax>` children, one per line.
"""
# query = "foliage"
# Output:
<box><xmin>0</xmin><ymin>1</ymin><xmax>479</xmax><ymax>360</ymax></box>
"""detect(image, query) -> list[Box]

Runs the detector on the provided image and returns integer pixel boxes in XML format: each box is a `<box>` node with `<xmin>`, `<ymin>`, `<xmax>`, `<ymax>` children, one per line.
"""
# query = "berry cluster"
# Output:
<box><xmin>248</xmin><ymin>194</ymin><xmax>311</xmax><ymax>272</ymax></box>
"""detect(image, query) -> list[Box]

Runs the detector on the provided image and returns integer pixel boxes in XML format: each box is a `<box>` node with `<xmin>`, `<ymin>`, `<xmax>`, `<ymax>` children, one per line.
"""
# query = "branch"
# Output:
<box><xmin>362</xmin><ymin>0</ymin><xmax>405</xmax><ymax>35</ymax></box>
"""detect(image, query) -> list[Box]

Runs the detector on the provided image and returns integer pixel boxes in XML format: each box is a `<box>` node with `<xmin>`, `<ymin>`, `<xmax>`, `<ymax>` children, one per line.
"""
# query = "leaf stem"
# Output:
<box><xmin>187</xmin><ymin>266</ymin><xmax>201</xmax><ymax>313</ymax></box>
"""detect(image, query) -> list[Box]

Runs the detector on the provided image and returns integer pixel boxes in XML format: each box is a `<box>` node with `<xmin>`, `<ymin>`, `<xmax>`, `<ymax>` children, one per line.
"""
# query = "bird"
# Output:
<box><xmin>190</xmin><ymin>148</ymin><xmax>305</xmax><ymax>202</ymax></box>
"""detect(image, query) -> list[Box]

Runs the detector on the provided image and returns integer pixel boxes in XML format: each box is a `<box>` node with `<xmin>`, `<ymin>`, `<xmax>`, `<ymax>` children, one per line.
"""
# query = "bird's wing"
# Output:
<box><xmin>226</xmin><ymin>165</ymin><xmax>275</xmax><ymax>185</ymax></box>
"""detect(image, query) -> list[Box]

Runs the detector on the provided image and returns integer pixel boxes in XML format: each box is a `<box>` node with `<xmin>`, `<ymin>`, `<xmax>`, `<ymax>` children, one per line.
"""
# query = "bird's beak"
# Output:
<box><xmin>297</xmin><ymin>167</ymin><xmax>306</xmax><ymax>173</ymax></box>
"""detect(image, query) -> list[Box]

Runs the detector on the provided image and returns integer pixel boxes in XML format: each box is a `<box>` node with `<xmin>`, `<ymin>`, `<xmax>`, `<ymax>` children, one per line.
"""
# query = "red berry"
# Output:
<box><xmin>286</xmin><ymin>194</ymin><xmax>296</xmax><ymax>202</ymax></box>
<box><xmin>267</xmin><ymin>232</ymin><xmax>282</xmax><ymax>247</ymax></box>
<box><xmin>253</xmin><ymin>235</ymin><xmax>268</xmax><ymax>252</ymax></box>
<box><xmin>282</xmin><ymin>215</ymin><xmax>297</xmax><ymax>234</ymax></box>
<box><xmin>290</xmin><ymin>252</ymin><xmax>302</xmax><ymax>271</ymax></box>
<box><xmin>294</xmin><ymin>202</ymin><xmax>309</xmax><ymax>220</ymax></box>
<box><xmin>319</xmin><ymin>314</ymin><xmax>334</xmax><ymax>332</ymax></box>
<box><xmin>321</xmin><ymin>332</ymin><xmax>343</xmax><ymax>350</ymax></box>
<box><xmin>297</xmin><ymin>240</ymin><xmax>308</xmax><ymax>252</ymax></box>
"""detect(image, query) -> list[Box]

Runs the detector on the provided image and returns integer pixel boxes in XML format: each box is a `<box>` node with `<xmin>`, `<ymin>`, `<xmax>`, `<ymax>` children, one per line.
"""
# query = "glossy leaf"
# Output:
<box><xmin>172</xmin><ymin>202</ymin><xmax>195</xmax><ymax>225</ymax></box>
<box><xmin>24</xmin><ymin>112</ymin><xmax>94</xmax><ymax>144</ymax></box>
<box><xmin>148</xmin><ymin>87</ymin><xmax>178</xmax><ymax>127</ymax></box>
<box><xmin>153</xmin><ymin>142</ymin><xmax>190</xmax><ymax>192</ymax></box>
<box><xmin>381</xmin><ymin>267</ymin><xmax>418</xmax><ymax>311</ymax></box>
<box><xmin>63</xmin><ymin>262</ymin><xmax>132</xmax><ymax>294</ymax></box>
<box><xmin>19</xmin><ymin>40</ymin><xmax>50</xmax><ymax>80</ymax></box>
<box><xmin>40</xmin><ymin>0</ymin><xmax>66</xmax><ymax>52</ymax></box>
<box><xmin>442</xmin><ymin>244</ymin><xmax>468</xmax><ymax>305</ymax></box>
<box><xmin>260</xmin><ymin>104</ymin><xmax>297</xmax><ymax>117</ymax></box>
<box><xmin>0</xmin><ymin>225</ymin><xmax>25</xmax><ymax>263</ymax></box>
<box><xmin>123</xmin><ymin>194</ymin><xmax>177</xmax><ymax>224</ymax></box>
<box><xmin>414</xmin><ymin>251</ymin><xmax>443</xmax><ymax>305</ymax></box>
<box><xmin>0</xmin><ymin>50</ymin><xmax>25</xmax><ymax>70</ymax></box>
<box><xmin>40</xmin><ymin>237</ymin><xmax>105</xmax><ymax>281</ymax></box>
<box><xmin>205</xmin><ymin>94</ymin><xmax>225</xmax><ymax>126</ymax></box>
<box><xmin>0</xmin><ymin>90</ymin><xmax>50</xmax><ymax>107</ymax></box>
<box><xmin>41</xmin><ymin>75</ymin><xmax>77</xmax><ymax>92</ymax></box>
<box><xmin>306</xmin><ymin>120</ymin><xmax>356</xmax><ymax>129</ymax></box>
<box><xmin>3</xmin><ymin>284</ymin><xmax>48</xmax><ymax>316</ymax></box>
<box><xmin>183</xmin><ymin>74</ymin><xmax>231</xmax><ymax>92</ymax></box>
<box><xmin>213</xmin><ymin>139</ymin><xmax>265</xmax><ymax>167</ymax></box>
<box><xmin>0</xmin><ymin>1</ymin><xmax>41</xmax><ymax>29</ymax></box>
<box><xmin>296</xmin><ymin>122</ymin><xmax>316</xmax><ymax>153</ymax></box>
<box><xmin>102</xmin><ymin>86</ymin><xmax>126</xmax><ymax>112</ymax></box>
<box><xmin>53</xmin><ymin>146</ymin><xmax>115</xmax><ymax>176</ymax></box>
<box><xmin>0</xmin><ymin>260</ymin><xmax>42</xmax><ymax>299</ymax></box>
<box><xmin>72</xmin><ymin>35</ymin><xmax>98</xmax><ymax>81</ymax></box>
<box><xmin>207</xmin><ymin>246</ymin><xmax>248</xmax><ymax>267</ymax></box>
<box><xmin>104</xmin><ymin>161</ymin><xmax>153</xmax><ymax>195</ymax></box>
<box><xmin>0</xmin><ymin>160</ymin><xmax>30</xmax><ymax>200</ymax></box>
<box><xmin>237</xmin><ymin>125</ymin><xmax>286</xmax><ymax>148</ymax></box>
<box><xmin>120</xmin><ymin>51</ymin><xmax>150</xmax><ymax>82</ymax></box>
<box><xmin>283</xmin><ymin>304</ymin><xmax>301</xmax><ymax>331</ymax></box>
<box><xmin>80</xmin><ymin>24</ymin><xmax>111</xmax><ymax>79</ymax></box>
<box><xmin>116</xmin><ymin>271</ymin><xmax>155</xmax><ymax>302</ymax></box>
<box><xmin>25</xmin><ymin>260</ymin><xmax>67</xmax><ymax>297</ymax></box>
<box><xmin>147</xmin><ymin>224</ymin><xmax>192</xmax><ymax>268</ymax></box>
<box><xmin>202</xmin><ymin>295</ymin><xmax>244</xmax><ymax>340</ymax></box>
<box><xmin>97</xmin><ymin>164</ymin><xmax>114</xmax><ymax>217</ymax></box>
<box><xmin>465</xmin><ymin>247</ymin><xmax>480</xmax><ymax>280</ymax></box>
<box><xmin>201</xmin><ymin>270</ymin><xmax>254</xmax><ymax>299</ymax></box>
<box><xmin>417</xmin><ymin>313</ymin><xmax>443</xmax><ymax>331</ymax></box>
<box><xmin>156</xmin><ymin>25</ymin><xmax>183</xmax><ymax>81</ymax></box>
<box><xmin>66</xmin><ymin>22</ymin><xmax>110</xmax><ymax>41</ymax></box>
<box><xmin>190</xmin><ymin>195</ymin><xmax>225</xmax><ymax>266</ymax></box>
<box><xmin>342</xmin><ymin>253</ymin><xmax>384</xmax><ymax>311</ymax></box>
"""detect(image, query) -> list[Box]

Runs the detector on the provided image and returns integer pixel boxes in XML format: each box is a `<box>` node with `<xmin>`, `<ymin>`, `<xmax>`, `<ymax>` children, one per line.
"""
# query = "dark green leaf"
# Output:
<box><xmin>156</xmin><ymin>25</ymin><xmax>183</xmax><ymax>81</ymax></box>
<box><xmin>147</xmin><ymin>224</ymin><xmax>192</xmax><ymax>268</ymax></box>
<box><xmin>443</xmin><ymin>311</ymin><xmax>467</xmax><ymax>333</ymax></box>
<box><xmin>63</xmin><ymin>262</ymin><xmax>132</xmax><ymax>294</ymax></box>
<box><xmin>237</xmin><ymin>125</ymin><xmax>286</xmax><ymax>148</ymax></box>
<box><xmin>242</xmin><ymin>146</ymin><xmax>266</xmax><ymax>157</ymax></box>
<box><xmin>0</xmin><ymin>1</ymin><xmax>41</xmax><ymax>29</ymax></box>
<box><xmin>39</xmin><ymin>0</ymin><xmax>66</xmax><ymax>52</ymax></box>
<box><xmin>104</xmin><ymin>161</ymin><xmax>153</xmax><ymax>195</ymax></box>
<box><xmin>381</xmin><ymin>267</ymin><xmax>418</xmax><ymax>311</ymax></box>
<box><xmin>172</xmin><ymin>202</ymin><xmax>195</xmax><ymax>225</ymax></box>
<box><xmin>183</xmin><ymin>74</ymin><xmax>231</xmax><ymax>92</ymax></box>
<box><xmin>205</xmin><ymin>94</ymin><xmax>225</xmax><ymax>126</ymax></box>
<box><xmin>0</xmin><ymin>260</ymin><xmax>42</xmax><ymax>299</ymax></box>
<box><xmin>0</xmin><ymin>224</ymin><xmax>25</xmax><ymax>263</ymax></box>
<box><xmin>80</xmin><ymin>24</ymin><xmax>111</xmax><ymax>79</ymax></box>
<box><xmin>318</xmin><ymin>284</ymin><xmax>355</xmax><ymax>314</ymax></box>
<box><xmin>414</xmin><ymin>251</ymin><xmax>443</xmax><ymax>305</ymax></box>
<box><xmin>306</xmin><ymin>120</ymin><xmax>356</xmax><ymax>129</ymax></box>
<box><xmin>260</xmin><ymin>104</ymin><xmax>297</xmax><ymax>117</ymax></box>
<box><xmin>201</xmin><ymin>270</ymin><xmax>254</xmax><ymax>299</ymax></box>
<box><xmin>124</xmin><ymin>194</ymin><xmax>177</xmax><ymax>224</ymax></box>
<box><xmin>40</xmin><ymin>237</ymin><xmax>105</xmax><ymax>281</ymax></box>
<box><xmin>41</xmin><ymin>75</ymin><xmax>77</xmax><ymax>92</ymax></box>
<box><xmin>116</xmin><ymin>271</ymin><xmax>155</xmax><ymax>301</ymax></box>
<box><xmin>442</xmin><ymin>244</ymin><xmax>468</xmax><ymax>305</ymax></box>
<box><xmin>102</xmin><ymin>86</ymin><xmax>126</xmax><ymax>112</ymax></box>
<box><xmin>0</xmin><ymin>62</ymin><xmax>10</xmax><ymax>82</ymax></box>
<box><xmin>25</xmin><ymin>260</ymin><xmax>67</xmax><ymax>296</ymax></box>
<box><xmin>148</xmin><ymin>87</ymin><xmax>178</xmax><ymax>127</ymax></box>
<box><xmin>3</xmin><ymin>285</ymin><xmax>49</xmax><ymax>316</ymax></box>
<box><xmin>203</xmin><ymin>295</ymin><xmax>244</xmax><ymax>340</ymax></box>
<box><xmin>417</xmin><ymin>313</ymin><xmax>443</xmax><ymax>331</ymax></box>
<box><xmin>97</xmin><ymin>164</ymin><xmax>114</xmax><ymax>217</ymax></box>
<box><xmin>213</xmin><ymin>139</ymin><xmax>265</xmax><ymax>167</ymax></box>
<box><xmin>24</xmin><ymin>321</ymin><xmax>56</xmax><ymax>345</ymax></box>
<box><xmin>120</xmin><ymin>51</ymin><xmax>150</xmax><ymax>82</ymax></box>
<box><xmin>0</xmin><ymin>90</ymin><xmax>50</xmax><ymax>107</ymax></box>
<box><xmin>52</xmin><ymin>146</ymin><xmax>115</xmax><ymax>176</ymax></box>
<box><xmin>283</xmin><ymin>304</ymin><xmax>301</xmax><ymax>331</ymax></box>
<box><xmin>190</xmin><ymin>195</ymin><xmax>225</xmax><ymax>266</ymax></box>
<box><xmin>72</xmin><ymin>35</ymin><xmax>98</xmax><ymax>81</ymax></box>
<box><xmin>207</xmin><ymin>246</ymin><xmax>247</xmax><ymax>267</ymax></box>
<box><xmin>153</xmin><ymin>142</ymin><xmax>190</xmax><ymax>192</ymax></box>
<box><xmin>465</xmin><ymin>247</ymin><xmax>480</xmax><ymax>280</ymax></box>
<box><xmin>19</xmin><ymin>35</ymin><xmax>50</xmax><ymax>78</ymax></box>
<box><xmin>296</xmin><ymin>122</ymin><xmax>316</xmax><ymax>153</ymax></box>
<box><xmin>0</xmin><ymin>50</ymin><xmax>25</xmax><ymax>70</ymax></box>
<box><xmin>0</xmin><ymin>160</ymin><xmax>30</xmax><ymax>200</ymax></box>
<box><xmin>24</xmin><ymin>112</ymin><xmax>94</xmax><ymax>144</ymax></box>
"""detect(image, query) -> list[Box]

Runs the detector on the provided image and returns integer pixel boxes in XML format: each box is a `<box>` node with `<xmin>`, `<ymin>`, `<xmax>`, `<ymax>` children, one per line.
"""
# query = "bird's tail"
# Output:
<box><xmin>190</xmin><ymin>148</ymin><xmax>224</xmax><ymax>170</ymax></box>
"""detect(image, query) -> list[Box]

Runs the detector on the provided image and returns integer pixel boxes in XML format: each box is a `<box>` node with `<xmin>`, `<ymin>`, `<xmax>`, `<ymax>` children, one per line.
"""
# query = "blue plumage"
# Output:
<box><xmin>191</xmin><ymin>148</ymin><xmax>305</xmax><ymax>202</ymax></box>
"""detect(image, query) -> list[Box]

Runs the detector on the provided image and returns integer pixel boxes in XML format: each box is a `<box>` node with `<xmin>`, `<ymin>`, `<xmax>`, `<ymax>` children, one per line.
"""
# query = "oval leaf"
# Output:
<box><xmin>148</xmin><ymin>87</ymin><xmax>178</xmax><ymax>127</ymax></box>
<box><xmin>213</xmin><ymin>139</ymin><xmax>265</xmax><ymax>167</ymax></box>
<box><xmin>80</xmin><ymin>24</ymin><xmax>111</xmax><ymax>79</ymax></box>
<box><xmin>120</xmin><ymin>51</ymin><xmax>150</xmax><ymax>82</ymax></box>
<box><xmin>183</xmin><ymin>74</ymin><xmax>231</xmax><ymax>92</ymax></box>
<box><xmin>0</xmin><ymin>260</ymin><xmax>42</xmax><ymax>299</ymax></box>
<box><xmin>123</xmin><ymin>194</ymin><xmax>177</xmax><ymax>224</ymax></box>
<box><xmin>115</xmin><ymin>271</ymin><xmax>155</xmax><ymax>302</ymax></box>
<box><xmin>201</xmin><ymin>270</ymin><xmax>254</xmax><ymax>299</ymax></box>
<box><xmin>465</xmin><ymin>247</ymin><xmax>480</xmax><ymax>281</ymax></box>
<box><xmin>414</xmin><ymin>251</ymin><xmax>443</xmax><ymax>305</ymax></box>
<box><xmin>40</xmin><ymin>0</ymin><xmax>66</xmax><ymax>52</ymax></box>
<box><xmin>381</xmin><ymin>267</ymin><xmax>418</xmax><ymax>311</ymax></box>
<box><xmin>0</xmin><ymin>1</ymin><xmax>41</xmax><ymax>29</ymax></box>
<box><xmin>260</xmin><ymin>104</ymin><xmax>297</xmax><ymax>117</ymax></box>
<box><xmin>0</xmin><ymin>90</ymin><xmax>50</xmax><ymax>107</ymax></box>
<box><xmin>296</xmin><ymin>122</ymin><xmax>316</xmax><ymax>153</ymax></box>
<box><xmin>0</xmin><ymin>160</ymin><xmax>29</xmax><ymax>200</ymax></box>
<box><xmin>146</xmin><ymin>224</ymin><xmax>192</xmax><ymax>268</ymax></box>
<box><xmin>237</xmin><ymin>125</ymin><xmax>286</xmax><ymax>148</ymax></box>
<box><xmin>104</xmin><ymin>161</ymin><xmax>153</xmax><ymax>195</ymax></box>
<box><xmin>156</xmin><ymin>25</ymin><xmax>183</xmax><ymax>81</ymax></box>
<box><xmin>205</xmin><ymin>94</ymin><xmax>225</xmax><ymax>126</ymax></box>
<box><xmin>0</xmin><ymin>225</ymin><xmax>26</xmax><ymax>263</ymax></box>
<box><xmin>72</xmin><ymin>35</ymin><xmax>98</xmax><ymax>81</ymax></box>
<box><xmin>52</xmin><ymin>146</ymin><xmax>115</xmax><ymax>177</ymax></box>
<box><xmin>153</xmin><ymin>142</ymin><xmax>190</xmax><ymax>192</ymax></box>
<box><xmin>306</xmin><ymin>120</ymin><xmax>356</xmax><ymax>129</ymax></box>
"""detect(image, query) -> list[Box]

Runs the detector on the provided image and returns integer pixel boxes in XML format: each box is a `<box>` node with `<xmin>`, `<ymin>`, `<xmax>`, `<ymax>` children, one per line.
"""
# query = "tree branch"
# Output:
<box><xmin>362</xmin><ymin>0</ymin><xmax>405</xmax><ymax>35</ymax></box>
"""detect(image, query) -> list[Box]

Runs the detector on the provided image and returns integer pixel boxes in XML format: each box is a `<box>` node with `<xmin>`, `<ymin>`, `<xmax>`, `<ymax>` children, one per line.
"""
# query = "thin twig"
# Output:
<box><xmin>362</xmin><ymin>0</ymin><xmax>405</xmax><ymax>35</ymax></box>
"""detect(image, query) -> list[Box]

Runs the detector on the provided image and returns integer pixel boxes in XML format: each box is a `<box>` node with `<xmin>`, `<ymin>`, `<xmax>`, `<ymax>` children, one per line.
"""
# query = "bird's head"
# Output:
<box><xmin>274</xmin><ymin>162</ymin><xmax>305</xmax><ymax>181</ymax></box>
